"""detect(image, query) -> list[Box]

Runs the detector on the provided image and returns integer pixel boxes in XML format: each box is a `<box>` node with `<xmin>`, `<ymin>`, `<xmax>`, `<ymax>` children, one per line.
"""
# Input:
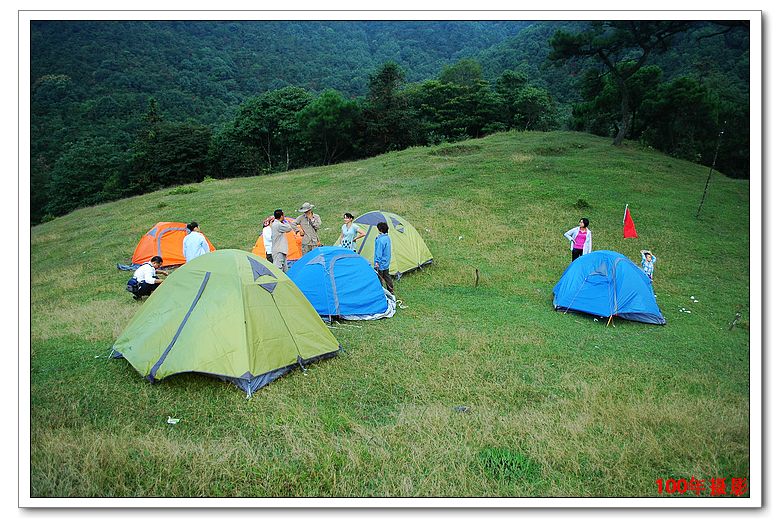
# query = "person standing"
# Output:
<box><xmin>337</xmin><ymin>212</ymin><xmax>366</xmax><ymax>252</ymax></box>
<box><xmin>183</xmin><ymin>221</ymin><xmax>212</xmax><ymax>263</ymax></box>
<box><xmin>130</xmin><ymin>256</ymin><xmax>168</xmax><ymax>300</ymax></box>
<box><xmin>292</xmin><ymin>202</ymin><xmax>322</xmax><ymax>256</ymax></box>
<box><xmin>564</xmin><ymin>218</ymin><xmax>592</xmax><ymax>261</ymax></box>
<box><xmin>271</xmin><ymin>209</ymin><xmax>302</xmax><ymax>272</ymax></box>
<box><xmin>261</xmin><ymin>215</ymin><xmax>274</xmax><ymax>263</ymax></box>
<box><xmin>640</xmin><ymin>249</ymin><xmax>657</xmax><ymax>282</ymax></box>
<box><xmin>373</xmin><ymin>221</ymin><xmax>394</xmax><ymax>295</ymax></box>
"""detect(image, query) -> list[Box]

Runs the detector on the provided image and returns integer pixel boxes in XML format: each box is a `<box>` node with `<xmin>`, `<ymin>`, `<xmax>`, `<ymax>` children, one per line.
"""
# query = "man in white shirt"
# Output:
<box><xmin>130</xmin><ymin>256</ymin><xmax>167</xmax><ymax>299</ymax></box>
<box><xmin>183</xmin><ymin>221</ymin><xmax>212</xmax><ymax>263</ymax></box>
<box><xmin>271</xmin><ymin>209</ymin><xmax>302</xmax><ymax>272</ymax></box>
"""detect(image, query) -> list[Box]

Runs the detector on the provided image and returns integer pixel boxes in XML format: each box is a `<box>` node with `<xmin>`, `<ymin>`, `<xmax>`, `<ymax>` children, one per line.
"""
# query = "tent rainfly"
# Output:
<box><xmin>112</xmin><ymin>249</ymin><xmax>341</xmax><ymax>395</ymax></box>
<box><xmin>287</xmin><ymin>246</ymin><xmax>396</xmax><ymax>320</ymax></box>
<box><xmin>552</xmin><ymin>250</ymin><xmax>666</xmax><ymax>324</ymax></box>
<box><xmin>346</xmin><ymin>211</ymin><xmax>433</xmax><ymax>278</ymax></box>
<box><xmin>131</xmin><ymin>221</ymin><xmax>216</xmax><ymax>268</ymax></box>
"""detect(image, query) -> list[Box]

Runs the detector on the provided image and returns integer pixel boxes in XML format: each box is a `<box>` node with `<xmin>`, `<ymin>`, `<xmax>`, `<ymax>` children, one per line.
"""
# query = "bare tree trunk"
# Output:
<box><xmin>613</xmin><ymin>82</ymin><xmax>630</xmax><ymax>146</ymax></box>
<box><xmin>266</xmin><ymin>135</ymin><xmax>272</xmax><ymax>171</ymax></box>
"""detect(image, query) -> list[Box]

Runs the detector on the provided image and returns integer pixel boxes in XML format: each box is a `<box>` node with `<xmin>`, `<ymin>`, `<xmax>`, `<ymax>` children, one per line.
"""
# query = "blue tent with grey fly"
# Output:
<box><xmin>552</xmin><ymin>250</ymin><xmax>666</xmax><ymax>324</ymax></box>
<box><xmin>287</xmin><ymin>246</ymin><xmax>395</xmax><ymax>321</ymax></box>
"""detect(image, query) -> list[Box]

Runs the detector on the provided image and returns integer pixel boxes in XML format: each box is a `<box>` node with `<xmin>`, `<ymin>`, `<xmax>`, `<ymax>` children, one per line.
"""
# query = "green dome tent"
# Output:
<box><xmin>112</xmin><ymin>249</ymin><xmax>341</xmax><ymax>395</ymax></box>
<box><xmin>348</xmin><ymin>211</ymin><xmax>433</xmax><ymax>278</ymax></box>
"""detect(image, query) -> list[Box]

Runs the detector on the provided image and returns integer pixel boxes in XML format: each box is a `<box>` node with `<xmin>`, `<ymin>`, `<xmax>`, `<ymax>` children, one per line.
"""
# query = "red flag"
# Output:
<box><xmin>623</xmin><ymin>206</ymin><xmax>638</xmax><ymax>238</ymax></box>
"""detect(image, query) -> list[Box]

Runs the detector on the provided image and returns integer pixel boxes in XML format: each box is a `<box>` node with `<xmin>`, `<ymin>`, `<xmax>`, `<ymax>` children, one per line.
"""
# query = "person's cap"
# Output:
<box><xmin>298</xmin><ymin>202</ymin><xmax>315</xmax><ymax>212</ymax></box>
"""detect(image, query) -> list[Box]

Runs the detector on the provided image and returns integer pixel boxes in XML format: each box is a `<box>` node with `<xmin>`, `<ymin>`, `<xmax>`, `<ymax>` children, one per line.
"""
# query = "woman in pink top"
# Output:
<box><xmin>563</xmin><ymin>218</ymin><xmax>592</xmax><ymax>261</ymax></box>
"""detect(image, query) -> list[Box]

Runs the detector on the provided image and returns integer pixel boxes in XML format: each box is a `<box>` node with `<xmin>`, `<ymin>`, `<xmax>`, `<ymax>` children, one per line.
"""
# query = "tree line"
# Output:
<box><xmin>38</xmin><ymin>59</ymin><xmax>563</xmax><ymax>221</ymax></box>
<box><xmin>32</xmin><ymin>20</ymin><xmax>750</xmax><ymax>224</ymax></box>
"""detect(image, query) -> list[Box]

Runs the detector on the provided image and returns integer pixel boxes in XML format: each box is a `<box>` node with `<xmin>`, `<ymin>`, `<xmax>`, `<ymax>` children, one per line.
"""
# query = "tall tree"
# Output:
<box><xmin>364</xmin><ymin>62</ymin><xmax>415</xmax><ymax>154</ymax></box>
<box><xmin>571</xmin><ymin>64</ymin><xmax>663</xmax><ymax>138</ymax></box>
<box><xmin>494</xmin><ymin>70</ymin><xmax>529</xmax><ymax>129</ymax></box>
<box><xmin>439</xmin><ymin>58</ymin><xmax>484</xmax><ymax>88</ymax></box>
<box><xmin>128</xmin><ymin>121</ymin><xmax>212</xmax><ymax>192</ymax></box>
<box><xmin>549</xmin><ymin>21</ymin><xmax>693</xmax><ymax>145</ymax></box>
<box><xmin>514</xmin><ymin>85</ymin><xmax>556</xmax><ymax>131</ymax></box>
<box><xmin>296</xmin><ymin>90</ymin><xmax>361</xmax><ymax>165</ymax></box>
<box><xmin>233</xmin><ymin>86</ymin><xmax>313</xmax><ymax>172</ymax></box>
<box><xmin>45</xmin><ymin>138</ymin><xmax>130</xmax><ymax>217</ymax></box>
<box><xmin>637</xmin><ymin>76</ymin><xmax>717</xmax><ymax>161</ymax></box>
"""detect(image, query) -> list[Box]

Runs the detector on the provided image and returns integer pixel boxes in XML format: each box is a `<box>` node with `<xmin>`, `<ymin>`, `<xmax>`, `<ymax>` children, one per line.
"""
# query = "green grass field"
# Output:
<box><xmin>29</xmin><ymin>131</ymin><xmax>750</xmax><ymax>498</ymax></box>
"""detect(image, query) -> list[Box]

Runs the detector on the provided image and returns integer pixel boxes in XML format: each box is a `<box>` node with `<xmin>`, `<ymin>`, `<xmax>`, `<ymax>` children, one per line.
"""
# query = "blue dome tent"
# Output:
<box><xmin>552</xmin><ymin>250</ymin><xmax>666</xmax><ymax>325</ymax></box>
<box><xmin>287</xmin><ymin>246</ymin><xmax>395</xmax><ymax>320</ymax></box>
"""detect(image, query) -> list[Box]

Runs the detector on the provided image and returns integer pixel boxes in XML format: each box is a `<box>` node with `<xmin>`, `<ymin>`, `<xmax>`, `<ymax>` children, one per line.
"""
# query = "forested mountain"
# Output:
<box><xmin>32</xmin><ymin>21</ymin><xmax>532</xmax><ymax>122</ymax></box>
<box><xmin>29</xmin><ymin>20</ymin><xmax>750</xmax><ymax>224</ymax></box>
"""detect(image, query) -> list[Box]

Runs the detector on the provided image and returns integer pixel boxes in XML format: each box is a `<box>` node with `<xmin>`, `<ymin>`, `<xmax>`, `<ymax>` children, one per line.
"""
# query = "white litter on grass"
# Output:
<box><xmin>167</xmin><ymin>417</ymin><xmax>180</xmax><ymax>425</ymax></box>
<box><xmin>593</xmin><ymin>318</ymin><xmax>598</xmax><ymax>322</ymax></box>
<box><xmin>458</xmin><ymin>235</ymin><xmax>464</xmax><ymax>240</ymax></box>
<box><xmin>694</xmin><ymin>300</ymin><xmax>699</xmax><ymax>303</ymax></box>
<box><xmin>331</xmin><ymin>322</ymin><xmax>362</xmax><ymax>329</ymax></box>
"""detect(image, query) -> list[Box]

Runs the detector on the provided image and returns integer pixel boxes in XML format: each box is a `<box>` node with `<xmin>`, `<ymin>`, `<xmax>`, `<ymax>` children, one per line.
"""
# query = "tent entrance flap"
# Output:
<box><xmin>148</xmin><ymin>271</ymin><xmax>211</xmax><ymax>380</ymax></box>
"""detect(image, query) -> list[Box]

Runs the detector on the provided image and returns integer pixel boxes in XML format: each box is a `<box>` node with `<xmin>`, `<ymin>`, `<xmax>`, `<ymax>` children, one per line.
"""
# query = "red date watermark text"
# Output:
<box><xmin>656</xmin><ymin>477</ymin><xmax>748</xmax><ymax>496</ymax></box>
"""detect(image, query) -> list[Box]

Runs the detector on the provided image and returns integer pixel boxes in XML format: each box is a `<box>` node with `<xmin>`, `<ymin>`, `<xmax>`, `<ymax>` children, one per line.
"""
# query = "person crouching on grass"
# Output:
<box><xmin>373</xmin><ymin>221</ymin><xmax>394</xmax><ymax>295</ymax></box>
<box><xmin>131</xmin><ymin>255</ymin><xmax>168</xmax><ymax>300</ymax></box>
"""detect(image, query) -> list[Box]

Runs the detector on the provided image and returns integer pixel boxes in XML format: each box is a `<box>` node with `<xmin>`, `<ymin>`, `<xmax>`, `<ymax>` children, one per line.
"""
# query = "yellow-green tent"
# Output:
<box><xmin>348</xmin><ymin>211</ymin><xmax>433</xmax><ymax>278</ymax></box>
<box><xmin>112</xmin><ymin>249</ymin><xmax>340</xmax><ymax>395</ymax></box>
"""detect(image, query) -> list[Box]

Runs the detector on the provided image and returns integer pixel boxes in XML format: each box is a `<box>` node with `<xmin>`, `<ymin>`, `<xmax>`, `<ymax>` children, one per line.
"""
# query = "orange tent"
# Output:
<box><xmin>132</xmin><ymin>222</ymin><xmax>216</xmax><ymax>267</ymax></box>
<box><xmin>251</xmin><ymin>217</ymin><xmax>303</xmax><ymax>262</ymax></box>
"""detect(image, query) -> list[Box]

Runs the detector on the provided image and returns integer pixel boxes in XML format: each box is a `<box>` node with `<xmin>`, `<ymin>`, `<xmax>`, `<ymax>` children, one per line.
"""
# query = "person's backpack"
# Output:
<box><xmin>126</xmin><ymin>277</ymin><xmax>140</xmax><ymax>293</ymax></box>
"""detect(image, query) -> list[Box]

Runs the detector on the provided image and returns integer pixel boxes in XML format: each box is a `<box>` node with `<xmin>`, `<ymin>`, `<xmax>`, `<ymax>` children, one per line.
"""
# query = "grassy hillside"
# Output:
<box><xmin>29</xmin><ymin>131</ymin><xmax>750</xmax><ymax>498</ymax></box>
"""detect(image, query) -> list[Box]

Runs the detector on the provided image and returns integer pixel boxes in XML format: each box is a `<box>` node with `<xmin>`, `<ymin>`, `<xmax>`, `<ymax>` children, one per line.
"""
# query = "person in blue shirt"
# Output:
<box><xmin>183</xmin><ymin>221</ymin><xmax>212</xmax><ymax>263</ymax></box>
<box><xmin>373</xmin><ymin>221</ymin><xmax>394</xmax><ymax>295</ymax></box>
<box><xmin>640</xmin><ymin>249</ymin><xmax>656</xmax><ymax>282</ymax></box>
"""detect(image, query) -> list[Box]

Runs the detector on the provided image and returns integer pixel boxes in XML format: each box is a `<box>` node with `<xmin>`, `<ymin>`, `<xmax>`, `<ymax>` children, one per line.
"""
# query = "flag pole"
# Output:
<box><xmin>696</xmin><ymin>124</ymin><xmax>726</xmax><ymax>219</ymax></box>
<box><xmin>623</xmin><ymin>204</ymin><xmax>628</xmax><ymax>224</ymax></box>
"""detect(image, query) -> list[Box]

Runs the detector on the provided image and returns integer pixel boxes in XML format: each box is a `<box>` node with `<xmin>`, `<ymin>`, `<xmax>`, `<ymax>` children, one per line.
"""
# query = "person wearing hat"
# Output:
<box><xmin>292</xmin><ymin>202</ymin><xmax>322</xmax><ymax>256</ymax></box>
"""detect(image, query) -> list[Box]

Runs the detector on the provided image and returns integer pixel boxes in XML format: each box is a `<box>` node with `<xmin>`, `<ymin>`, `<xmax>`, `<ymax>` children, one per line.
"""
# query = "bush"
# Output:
<box><xmin>167</xmin><ymin>186</ymin><xmax>199</xmax><ymax>195</ymax></box>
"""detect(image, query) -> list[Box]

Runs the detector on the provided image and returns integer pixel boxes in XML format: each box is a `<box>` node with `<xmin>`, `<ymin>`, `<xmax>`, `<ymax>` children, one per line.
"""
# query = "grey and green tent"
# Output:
<box><xmin>112</xmin><ymin>249</ymin><xmax>341</xmax><ymax>395</ymax></box>
<box><xmin>349</xmin><ymin>211</ymin><xmax>433</xmax><ymax>278</ymax></box>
